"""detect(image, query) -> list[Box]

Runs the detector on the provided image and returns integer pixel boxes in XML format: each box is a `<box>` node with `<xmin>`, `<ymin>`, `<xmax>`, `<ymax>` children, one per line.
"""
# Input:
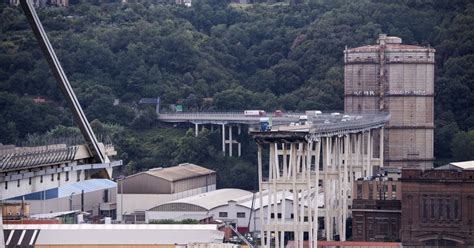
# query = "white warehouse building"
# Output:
<box><xmin>146</xmin><ymin>188</ymin><xmax>323</xmax><ymax>234</ymax></box>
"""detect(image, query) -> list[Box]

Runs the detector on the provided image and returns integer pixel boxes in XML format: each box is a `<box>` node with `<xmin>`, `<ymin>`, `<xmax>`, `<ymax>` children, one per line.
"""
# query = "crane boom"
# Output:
<box><xmin>19</xmin><ymin>0</ymin><xmax>107</xmax><ymax>164</ymax></box>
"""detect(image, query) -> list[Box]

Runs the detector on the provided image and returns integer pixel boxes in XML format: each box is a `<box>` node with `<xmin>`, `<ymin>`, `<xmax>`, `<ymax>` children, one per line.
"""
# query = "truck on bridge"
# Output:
<box><xmin>244</xmin><ymin>110</ymin><xmax>266</xmax><ymax>116</ymax></box>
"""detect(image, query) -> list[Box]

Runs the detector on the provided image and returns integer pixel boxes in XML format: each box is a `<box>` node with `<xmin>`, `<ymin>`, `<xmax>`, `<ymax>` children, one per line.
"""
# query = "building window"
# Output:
<box><xmin>219</xmin><ymin>212</ymin><xmax>228</xmax><ymax>218</ymax></box>
<box><xmin>103</xmin><ymin>189</ymin><xmax>109</xmax><ymax>203</ymax></box>
<box><xmin>290</xmin><ymin>213</ymin><xmax>294</xmax><ymax>219</ymax></box>
<box><xmin>270</xmin><ymin>213</ymin><xmax>275</xmax><ymax>219</ymax></box>
<box><xmin>431</xmin><ymin>198</ymin><xmax>435</xmax><ymax>219</ymax></box>
<box><xmin>357</xmin><ymin>184</ymin><xmax>362</xmax><ymax>199</ymax></box>
<box><xmin>77</xmin><ymin>170</ymin><xmax>81</xmax><ymax>182</ymax></box>
<box><xmin>391</xmin><ymin>185</ymin><xmax>397</xmax><ymax>199</ymax></box>
<box><xmin>4</xmin><ymin>181</ymin><xmax>7</xmax><ymax>189</ymax></box>
<box><xmin>66</xmin><ymin>171</ymin><xmax>69</xmax><ymax>181</ymax></box>
<box><xmin>237</xmin><ymin>212</ymin><xmax>245</xmax><ymax>218</ymax></box>
<box><xmin>438</xmin><ymin>199</ymin><xmax>443</xmax><ymax>219</ymax></box>
<box><xmin>51</xmin><ymin>174</ymin><xmax>54</xmax><ymax>181</ymax></box>
<box><xmin>29</xmin><ymin>177</ymin><xmax>32</xmax><ymax>185</ymax></box>
<box><xmin>422</xmin><ymin>198</ymin><xmax>427</xmax><ymax>220</ymax></box>
<box><xmin>17</xmin><ymin>179</ymin><xmax>20</xmax><ymax>187</ymax></box>
<box><xmin>368</xmin><ymin>184</ymin><xmax>373</xmax><ymax>200</ymax></box>
<box><xmin>446</xmin><ymin>199</ymin><xmax>451</xmax><ymax>220</ymax></box>
<box><xmin>454</xmin><ymin>199</ymin><xmax>459</xmax><ymax>220</ymax></box>
<box><xmin>40</xmin><ymin>175</ymin><xmax>43</xmax><ymax>183</ymax></box>
<box><xmin>376</xmin><ymin>185</ymin><xmax>381</xmax><ymax>200</ymax></box>
<box><xmin>57</xmin><ymin>173</ymin><xmax>60</xmax><ymax>181</ymax></box>
<box><xmin>277</xmin><ymin>213</ymin><xmax>282</xmax><ymax>219</ymax></box>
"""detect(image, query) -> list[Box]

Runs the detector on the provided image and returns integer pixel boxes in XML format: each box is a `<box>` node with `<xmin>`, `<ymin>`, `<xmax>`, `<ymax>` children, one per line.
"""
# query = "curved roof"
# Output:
<box><xmin>149</xmin><ymin>188</ymin><xmax>252</xmax><ymax>211</ymax></box>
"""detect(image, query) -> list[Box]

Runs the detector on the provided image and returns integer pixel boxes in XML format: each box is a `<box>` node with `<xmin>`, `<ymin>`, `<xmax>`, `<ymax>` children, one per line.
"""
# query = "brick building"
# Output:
<box><xmin>352</xmin><ymin>175</ymin><xmax>402</xmax><ymax>242</ymax></box>
<box><xmin>400</xmin><ymin>161</ymin><xmax>474</xmax><ymax>247</ymax></box>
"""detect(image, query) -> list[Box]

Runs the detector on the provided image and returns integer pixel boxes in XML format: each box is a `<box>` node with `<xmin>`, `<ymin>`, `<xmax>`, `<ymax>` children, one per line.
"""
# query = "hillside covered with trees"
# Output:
<box><xmin>1</xmin><ymin>0</ymin><xmax>473</xmax><ymax>189</ymax></box>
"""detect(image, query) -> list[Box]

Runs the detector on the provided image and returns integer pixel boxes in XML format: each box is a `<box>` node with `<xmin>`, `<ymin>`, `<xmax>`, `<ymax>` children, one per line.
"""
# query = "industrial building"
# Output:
<box><xmin>344</xmin><ymin>34</ymin><xmax>435</xmax><ymax>169</ymax></box>
<box><xmin>147</xmin><ymin>189</ymin><xmax>251</xmax><ymax>229</ymax></box>
<box><xmin>400</xmin><ymin>161</ymin><xmax>474</xmax><ymax>247</ymax></box>
<box><xmin>7</xmin><ymin>179</ymin><xmax>117</xmax><ymax>218</ymax></box>
<box><xmin>146</xmin><ymin>188</ymin><xmax>321</xmax><ymax>234</ymax></box>
<box><xmin>117</xmin><ymin>163</ymin><xmax>216</xmax><ymax>223</ymax></box>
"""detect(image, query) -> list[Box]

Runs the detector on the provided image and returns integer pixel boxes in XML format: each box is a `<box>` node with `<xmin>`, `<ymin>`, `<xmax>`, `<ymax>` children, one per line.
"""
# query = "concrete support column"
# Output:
<box><xmin>336</xmin><ymin>137</ymin><xmax>342</xmax><ymax>241</ymax></box>
<box><xmin>342</xmin><ymin>135</ymin><xmax>349</xmax><ymax>241</ymax></box>
<box><xmin>194</xmin><ymin>123</ymin><xmax>199</xmax><ymax>137</ymax></box>
<box><xmin>313</xmin><ymin>140</ymin><xmax>321</xmax><ymax>248</ymax></box>
<box><xmin>368</xmin><ymin>130</ymin><xmax>372</xmax><ymax>177</ymax></box>
<box><xmin>290</xmin><ymin>143</ymin><xmax>299</xmax><ymax>247</ymax></box>
<box><xmin>349</xmin><ymin>134</ymin><xmax>356</xmax><ymax>197</ymax></box>
<box><xmin>362</xmin><ymin>132</ymin><xmax>366</xmax><ymax>177</ymax></box>
<box><xmin>379</xmin><ymin>127</ymin><xmax>384</xmax><ymax>168</ymax></box>
<box><xmin>229</xmin><ymin>125</ymin><xmax>233</xmax><ymax>157</ymax></box>
<box><xmin>221</xmin><ymin>124</ymin><xmax>226</xmax><ymax>154</ymax></box>
<box><xmin>257</xmin><ymin>144</ymin><xmax>264</xmax><ymax>248</ymax></box>
<box><xmin>324</xmin><ymin>137</ymin><xmax>331</xmax><ymax>240</ymax></box>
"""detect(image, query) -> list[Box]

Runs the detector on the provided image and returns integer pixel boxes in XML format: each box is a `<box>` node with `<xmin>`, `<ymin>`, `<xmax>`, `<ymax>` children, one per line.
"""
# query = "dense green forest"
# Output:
<box><xmin>1</xmin><ymin>0</ymin><xmax>473</xmax><ymax>189</ymax></box>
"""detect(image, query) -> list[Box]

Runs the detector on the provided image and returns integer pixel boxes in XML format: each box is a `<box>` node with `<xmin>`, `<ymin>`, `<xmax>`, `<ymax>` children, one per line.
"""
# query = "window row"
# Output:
<box><xmin>4</xmin><ymin>170</ymin><xmax>82</xmax><ymax>189</ymax></box>
<box><xmin>218</xmin><ymin>212</ymin><xmax>246</xmax><ymax>218</ymax></box>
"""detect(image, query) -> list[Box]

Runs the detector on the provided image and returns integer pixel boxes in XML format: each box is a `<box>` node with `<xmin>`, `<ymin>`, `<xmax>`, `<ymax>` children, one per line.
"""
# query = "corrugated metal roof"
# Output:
<box><xmin>30</xmin><ymin>210</ymin><xmax>79</xmax><ymax>219</ymax></box>
<box><xmin>151</xmin><ymin>189</ymin><xmax>323</xmax><ymax>212</ymax></box>
<box><xmin>236</xmin><ymin>190</ymin><xmax>291</xmax><ymax>209</ymax></box>
<box><xmin>157</xmin><ymin>188</ymin><xmax>251</xmax><ymax>210</ymax></box>
<box><xmin>143</xmin><ymin>163</ymin><xmax>215</xmax><ymax>182</ymax></box>
<box><xmin>236</xmin><ymin>190</ymin><xmax>324</xmax><ymax>209</ymax></box>
<box><xmin>57</xmin><ymin>179</ymin><xmax>116</xmax><ymax>198</ymax></box>
<box><xmin>449</xmin><ymin>161</ymin><xmax>474</xmax><ymax>170</ymax></box>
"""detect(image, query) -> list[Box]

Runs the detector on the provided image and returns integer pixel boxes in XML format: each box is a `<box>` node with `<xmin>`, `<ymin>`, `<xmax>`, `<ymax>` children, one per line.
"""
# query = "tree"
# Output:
<box><xmin>451</xmin><ymin>130</ymin><xmax>474</xmax><ymax>161</ymax></box>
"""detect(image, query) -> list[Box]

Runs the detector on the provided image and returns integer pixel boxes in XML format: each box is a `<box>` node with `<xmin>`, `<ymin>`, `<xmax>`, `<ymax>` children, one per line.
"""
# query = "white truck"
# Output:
<box><xmin>244</xmin><ymin>110</ymin><xmax>266</xmax><ymax>116</ymax></box>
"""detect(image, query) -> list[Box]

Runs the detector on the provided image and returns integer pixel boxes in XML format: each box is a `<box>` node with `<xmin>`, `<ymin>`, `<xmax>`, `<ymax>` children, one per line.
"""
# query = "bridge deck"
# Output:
<box><xmin>157</xmin><ymin>112</ymin><xmax>305</xmax><ymax>125</ymax></box>
<box><xmin>252</xmin><ymin>113</ymin><xmax>389</xmax><ymax>142</ymax></box>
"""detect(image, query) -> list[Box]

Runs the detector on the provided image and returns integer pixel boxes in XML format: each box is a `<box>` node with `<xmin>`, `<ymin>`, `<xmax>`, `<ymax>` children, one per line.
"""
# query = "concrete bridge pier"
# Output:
<box><xmin>220</xmin><ymin>124</ymin><xmax>242</xmax><ymax>157</ymax></box>
<box><xmin>194</xmin><ymin>123</ymin><xmax>199</xmax><ymax>137</ymax></box>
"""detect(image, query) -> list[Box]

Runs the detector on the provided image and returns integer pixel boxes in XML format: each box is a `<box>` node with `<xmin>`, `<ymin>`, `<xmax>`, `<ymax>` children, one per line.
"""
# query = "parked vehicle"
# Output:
<box><xmin>273</xmin><ymin>110</ymin><xmax>283</xmax><ymax>117</ymax></box>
